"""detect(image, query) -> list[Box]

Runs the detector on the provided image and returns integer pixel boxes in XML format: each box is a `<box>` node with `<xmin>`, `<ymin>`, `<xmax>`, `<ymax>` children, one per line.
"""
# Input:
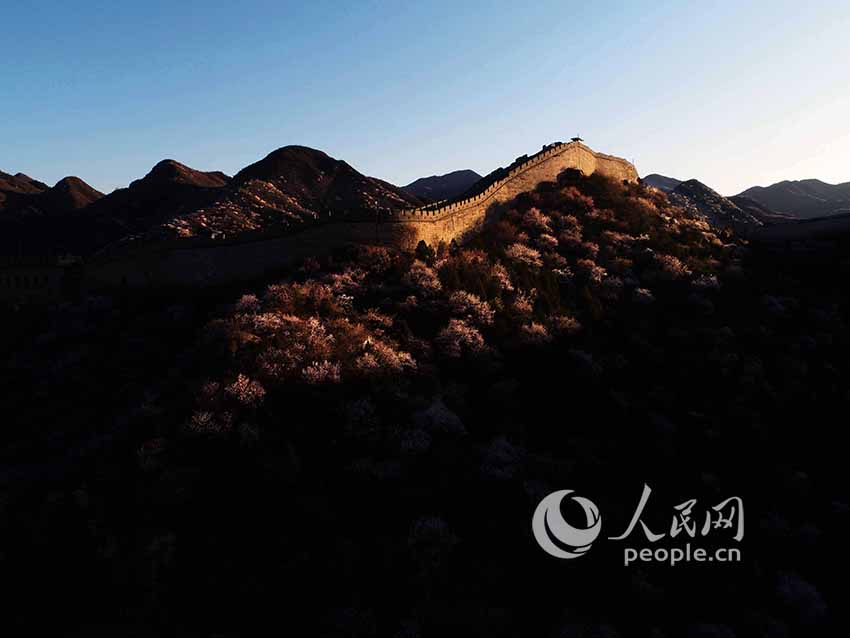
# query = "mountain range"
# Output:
<box><xmin>739</xmin><ymin>179</ymin><xmax>850</xmax><ymax>219</ymax></box>
<box><xmin>4</xmin><ymin>152</ymin><xmax>849</xmax><ymax>257</ymax></box>
<box><xmin>159</xmin><ymin>146</ymin><xmax>422</xmax><ymax>240</ymax></box>
<box><xmin>644</xmin><ymin>173</ymin><xmax>850</xmax><ymax>222</ymax></box>
<box><xmin>0</xmin><ymin>171</ymin><xmax>103</xmax><ymax>219</ymax></box>
<box><xmin>643</xmin><ymin>174</ymin><xmax>770</xmax><ymax>229</ymax></box>
<box><xmin>1</xmin><ymin>147</ymin><xmax>424</xmax><ymax>254</ymax></box>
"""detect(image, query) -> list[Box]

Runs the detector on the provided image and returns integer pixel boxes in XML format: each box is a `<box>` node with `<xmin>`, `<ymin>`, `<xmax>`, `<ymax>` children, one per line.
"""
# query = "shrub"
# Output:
<box><xmin>436</xmin><ymin>319</ymin><xmax>487</xmax><ymax>358</ymax></box>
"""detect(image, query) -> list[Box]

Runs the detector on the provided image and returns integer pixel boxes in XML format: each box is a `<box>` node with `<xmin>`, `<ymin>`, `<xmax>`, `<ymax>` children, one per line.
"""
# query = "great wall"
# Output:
<box><xmin>41</xmin><ymin>141</ymin><xmax>639</xmax><ymax>291</ymax></box>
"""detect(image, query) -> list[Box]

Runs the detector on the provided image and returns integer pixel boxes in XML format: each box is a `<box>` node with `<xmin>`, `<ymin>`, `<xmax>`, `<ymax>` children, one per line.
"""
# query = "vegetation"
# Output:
<box><xmin>2</xmin><ymin>170</ymin><xmax>848</xmax><ymax>636</ymax></box>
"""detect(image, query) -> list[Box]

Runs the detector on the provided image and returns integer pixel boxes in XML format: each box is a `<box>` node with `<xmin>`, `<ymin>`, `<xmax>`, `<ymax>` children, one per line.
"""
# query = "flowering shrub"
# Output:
<box><xmin>436</xmin><ymin>319</ymin><xmax>487</xmax><ymax>358</ymax></box>
<box><xmin>448</xmin><ymin>291</ymin><xmax>495</xmax><ymax>326</ymax></box>
<box><xmin>302</xmin><ymin>360</ymin><xmax>342</xmax><ymax>384</ymax></box>
<box><xmin>536</xmin><ymin>233</ymin><xmax>559</xmax><ymax>251</ymax></box>
<box><xmin>575</xmin><ymin>258</ymin><xmax>606</xmax><ymax>283</ymax></box>
<box><xmin>225</xmin><ymin>374</ymin><xmax>266</xmax><ymax>408</ymax></box>
<box><xmin>505</xmin><ymin>243</ymin><xmax>542</xmax><ymax>268</ymax></box>
<box><xmin>521</xmin><ymin>207</ymin><xmax>551</xmax><ymax>233</ymax></box>
<box><xmin>512</xmin><ymin>289</ymin><xmax>537</xmax><ymax>319</ymax></box>
<box><xmin>553</xmin><ymin>314</ymin><xmax>582</xmax><ymax>335</ymax></box>
<box><xmin>653</xmin><ymin>253</ymin><xmax>693</xmax><ymax>280</ymax></box>
<box><xmin>520</xmin><ymin>322</ymin><xmax>551</xmax><ymax>344</ymax></box>
<box><xmin>403</xmin><ymin>261</ymin><xmax>442</xmax><ymax>296</ymax></box>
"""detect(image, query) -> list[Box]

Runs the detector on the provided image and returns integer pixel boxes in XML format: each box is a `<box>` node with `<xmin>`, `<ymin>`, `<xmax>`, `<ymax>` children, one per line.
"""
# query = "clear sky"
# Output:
<box><xmin>2</xmin><ymin>1</ymin><xmax>849</xmax><ymax>196</ymax></box>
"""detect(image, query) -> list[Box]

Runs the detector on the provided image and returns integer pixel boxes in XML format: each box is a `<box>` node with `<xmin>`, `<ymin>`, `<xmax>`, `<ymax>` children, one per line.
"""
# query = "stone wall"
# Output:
<box><xmin>85</xmin><ymin>141</ymin><xmax>638</xmax><ymax>288</ymax></box>
<box><xmin>390</xmin><ymin>141</ymin><xmax>637</xmax><ymax>248</ymax></box>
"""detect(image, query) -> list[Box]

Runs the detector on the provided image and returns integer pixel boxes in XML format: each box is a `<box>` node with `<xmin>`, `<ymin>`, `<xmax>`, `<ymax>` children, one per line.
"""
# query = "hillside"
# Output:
<box><xmin>6</xmin><ymin>167</ymin><xmax>848</xmax><ymax>634</ymax></box>
<box><xmin>1</xmin><ymin>172</ymin><xmax>101</xmax><ymax>218</ymax></box>
<box><xmin>739</xmin><ymin>178</ymin><xmax>850</xmax><ymax>219</ymax></box>
<box><xmin>668</xmin><ymin>179</ymin><xmax>762</xmax><ymax>230</ymax></box>
<box><xmin>403</xmin><ymin>169</ymin><xmax>482</xmax><ymax>202</ymax></box>
<box><xmin>155</xmin><ymin>146</ymin><xmax>422</xmax><ymax>239</ymax></box>
<box><xmin>729</xmin><ymin>194</ymin><xmax>795</xmax><ymax>224</ymax></box>
<box><xmin>0</xmin><ymin>174</ymin><xmax>105</xmax><ymax>254</ymax></box>
<box><xmin>38</xmin><ymin>176</ymin><xmax>104</xmax><ymax>212</ymax></box>
<box><xmin>63</xmin><ymin>159</ymin><xmax>230</xmax><ymax>251</ymax></box>
<box><xmin>0</xmin><ymin>171</ymin><xmax>49</xmax><ymax>197</ymax></box>
<box><xmin>641</xmin><ymin>173</ymin><xmax>681</xmax><ymax>192</ymax></box>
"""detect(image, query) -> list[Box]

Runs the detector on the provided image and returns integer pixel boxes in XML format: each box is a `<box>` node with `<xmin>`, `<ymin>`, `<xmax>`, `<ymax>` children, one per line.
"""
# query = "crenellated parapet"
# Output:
<box><xmin>393</xmin><ymin>140</ymin><xmax>636</xmax><ymax>223</ymax></box>
<box><xmin>382</xmin><ymin>140</ymin><xmax>637</xmax><ymax>247</ymax></box>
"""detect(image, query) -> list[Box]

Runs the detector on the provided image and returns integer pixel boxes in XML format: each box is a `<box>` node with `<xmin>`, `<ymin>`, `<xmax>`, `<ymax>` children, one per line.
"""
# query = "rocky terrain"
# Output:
<box><xmin>161</xmin><ymin>146</ymin><xmax>422</xmax><ymax>239</ymax></box>
<box><xmin>2</xmin><ymin>147</ymin><xmax>424</xmax><ymax>254</ymax></box>
<box><xmin>668</xmin><ymin>179</ymin><xmax>763</xmax><ymax>230</ymax></box>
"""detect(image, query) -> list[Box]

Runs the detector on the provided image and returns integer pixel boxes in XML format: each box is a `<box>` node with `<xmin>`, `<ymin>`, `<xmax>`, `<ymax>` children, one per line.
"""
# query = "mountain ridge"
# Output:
<box><xmin>738</xmin><ymin>178</ymin><xmax>850</xmax><ymax>219</ymax></box>
<box><xmin>403</xmin><ymin>169</ymin><xmax>483</xmax><ymax>202</ymax></box>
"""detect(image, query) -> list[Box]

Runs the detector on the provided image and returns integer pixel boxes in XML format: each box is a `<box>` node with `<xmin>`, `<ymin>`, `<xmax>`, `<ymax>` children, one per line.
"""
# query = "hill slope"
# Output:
<box><xmin>1</xmin><ymin>171</ymin><xmax>50</xmax><ymax>215</ymax></box>
<box><xmin>641</xmin><ymin>173</ymin><xmax>682</xmax><ymax>192</ymax></box>
<box><xmin>0</xmin><ymin>174</ymin><xmax>105</xmax><ymax>252</ymax></box>
<box><xmin>668</xmin><ymin>179</ymin><xmax>762</xmax><ymax>230</ymax></box>
<box><xmin>68</xmin><ymin>159</ymin><xmax>230</xmax><ymax>250</ymax></box>
<box><xmin>37</xmin><ymin>176</ymin><xmax>104</xmax><ymax>212</ymax></box>
<box><xmin>739</xmin><ymin>178</ymin><xmax>850</xmax><ymax>219</ymax></box>
<box><xmin>158</xmin><ymin>146</ymin><xmax>422</xmax><ymax>239</ymax></box>
<box><xmin>403</xmin><ymin>169</ymin><xmax>482</xmax><ymax>202</ymax></box>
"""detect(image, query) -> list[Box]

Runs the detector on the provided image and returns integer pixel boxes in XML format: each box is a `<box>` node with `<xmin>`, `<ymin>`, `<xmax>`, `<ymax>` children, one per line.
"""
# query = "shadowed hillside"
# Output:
<box><xmin>641</xmin><ymin>173</ymin><xmax>681</xmax><ymax>192</ymax></box>
<box><xmin>3</xmin><ymin>168</ymin><xmax>848</xmax><ymax>635</ymax></box>
<box><xmin>404</xmin><ymin>169</ymin><xmax>482</xmax><ymax>202</ymax></box>
<box><xmin>668</xmin><ymin>179</ymin><xmax>763</xmax><ymax>230</ymax></box>
<box><xmin>157</xmin><ymin>146</ymin><xmax>423</xmax><ymax>239</ymax></box>
<box><xmin>0</xmin><ymin>173</ymin><xmax>102</xmax><ymax>219</ymax></box>
<box><xmin>739</xmin><ymin>179</ymin><xmax>850</xmax><ymax>219</ymax></box>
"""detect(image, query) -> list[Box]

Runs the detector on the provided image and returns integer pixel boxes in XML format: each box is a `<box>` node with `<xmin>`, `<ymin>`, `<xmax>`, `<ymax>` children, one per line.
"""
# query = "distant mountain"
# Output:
<box><xmin>39</xmin><ymin>177</ymin><xmax>104</xmax><ymax>212</ymax></box>
<box><xmin>0</xmin><ymin>173</ymin><xmax>105</xmax><ymax>254</ymax></box>
<box><xmin>2</xmin><ymin>147</ymin><xmax>427</xmax><ymax>254</ymax></box>
<box><xmin>728</xmin><ymin>195</ymin><xmax>795</xmax><ymax>225</ymax></box>
<box><xmin>71</xmin><ymin>159</ymin><xmax>230</xmax><ymax>249</ymax></box>
<box><xmin>155</xmin><ymin>146</ymin><xmax>423</xmax><ymax>239</ymax></box>
<box><xmin>1</xmin><ymin>171</ymin><xmax>49</xmax><ymax>214</ymax></box>
<box><xmin>642</xmin><ymin>173</ymin><xmax>682</xmax><ymax>192</ymax></box>
<box><xmin>668</xmin><ymin>179</ymin><xmax>762</xmax><ymax>230</ymax></box>
<box><xmin>403</xmin><ymin>169</ymin><xmax>482</xmax><ymax>202</ymax></box>
<box><xmin>738</xmin><ymin>179</ymin><xmax>850</xmax><ymax>219</ymax></box>
<box><xmin>0</xmin><ymin>171</ymin><xmax>49</xmax><ymax>197</ymax></box>
<box><xmin>0</xmin><ymin>173</ymin><xmax>103</xmax><ymax>219</ymax></box>
<box><xmin>642</xmin><ymin>173</ymin><xmax>780</xmax><ymax>228</ymax></box>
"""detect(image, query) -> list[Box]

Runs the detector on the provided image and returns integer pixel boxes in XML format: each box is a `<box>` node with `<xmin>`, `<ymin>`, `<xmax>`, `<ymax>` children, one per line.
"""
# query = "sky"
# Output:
<box><xmin>2</xmin><ymin>1</ymin><xmax>849</xmax><ymax>196</ymax></box>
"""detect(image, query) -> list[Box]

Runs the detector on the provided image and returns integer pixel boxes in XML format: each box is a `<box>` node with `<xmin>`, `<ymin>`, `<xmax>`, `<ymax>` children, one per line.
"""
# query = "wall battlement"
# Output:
<box><xmin>393</xmin><ymin>140</ymin><xmax>637</xmax><ymax>225</ymax></box>
<box><xmin>85</xmin><ymin>141</ymin><xmax>638</xmax><ymax>288</ymax></box>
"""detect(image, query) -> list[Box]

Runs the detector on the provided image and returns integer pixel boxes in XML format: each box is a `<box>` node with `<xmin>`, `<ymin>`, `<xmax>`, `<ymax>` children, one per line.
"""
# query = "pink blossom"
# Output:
<box><xmin>225</xmin><ymin>374</ymin><xmax>266</xmax><ymax>407</ymax></box>
<box><xmin>436</xmin><ymin>319</ymin><xmax>487</xmax><ymax>358</ymax></box>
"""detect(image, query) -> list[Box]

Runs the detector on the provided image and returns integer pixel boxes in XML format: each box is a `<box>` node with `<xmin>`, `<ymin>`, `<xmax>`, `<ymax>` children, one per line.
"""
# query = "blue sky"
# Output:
<box><xmin>2</xmin><ymin>1</ymin><xmax>849</xmax><ymax>195</ymax></box>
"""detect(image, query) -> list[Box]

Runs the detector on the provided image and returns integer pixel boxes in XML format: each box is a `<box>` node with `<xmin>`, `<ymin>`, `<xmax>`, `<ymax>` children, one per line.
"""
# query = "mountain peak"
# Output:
<box><xmin>134</xmin><ymin>159</ymin><xmax>230</xmax><ymax>189</ymax></box>
<box><xmin>669</xmin><ymin>179</ymin><xmax>762</xmax><ymax>230</ymax></box>
<box><xmin>642</xmin><ymin>174</ymin><xmax>682</xmax><ymax>192</ymax></box>
<box><xmin>45</xmin><ymin>176</ymin><xmax>104</xmax><ymax>209</ymax></box>
<box><xmin>404</xmin><ymin>169</ymin><xmax>483</xmax><ymax>202</ymax></box>
<box><xmin>233</xmin><ymin>145</ymin><xmax>339</xmax><ymax>185</ymax></box>
<box><xmin>738</xmin><ymin>178</ymin><xmax>850</xmax><ymax>219</ymax></box>
<box><xmin>0</xmin><ymin>171</ymin><xmax>49</xmax><ymax>195</ymax></box>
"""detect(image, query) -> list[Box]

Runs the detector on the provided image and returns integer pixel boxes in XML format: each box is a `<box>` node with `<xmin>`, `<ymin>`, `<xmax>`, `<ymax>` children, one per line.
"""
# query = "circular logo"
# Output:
<box><xmin>532</xmin><ymin>489</ymin><xmax>602</xmax><ymax>559</ymax></box>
